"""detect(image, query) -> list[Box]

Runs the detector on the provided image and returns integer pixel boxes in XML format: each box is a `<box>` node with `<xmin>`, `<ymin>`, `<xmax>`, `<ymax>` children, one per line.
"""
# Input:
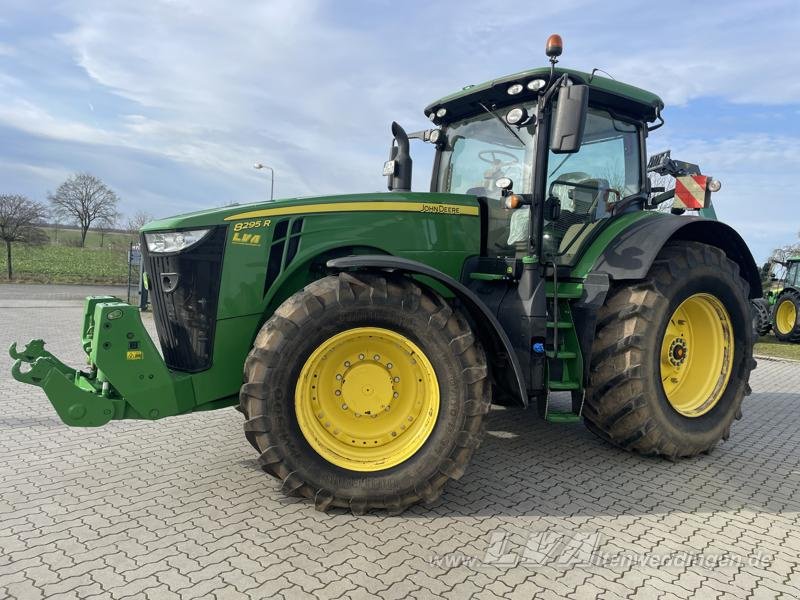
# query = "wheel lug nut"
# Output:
<box><xmin>344</xmin><ymin>361</ymin><xmax>351</xmax><ymax>367</ymax></box>
<box><xmin>341</xmin><ymin>403</ymin><xmax>348</xmax><ymax>410</ymax></box>
<box><xmin>393</xmin><ymin>392</ymin><xmax>399</xmax><ymax>398</ymax></box>
<box><xmin>358</xmin><ymin>353</ymin><xmax>365</xmax><ymax>360</ymax></box>
<box><xmin>335</xmin><ymin>390</ymin><xmax>342</xmax><ymax>396</ymax></box>
<box><xmin>393</xmin><ymin>377</ymin><xmax>400</xmax><ymax>383</ymax></box>
<box><xmin>407</xmin><ymin>416</ymin><xmax>413</xmax><ymax>422</ymax></box>
<box><xmin>336</xmin><ymin>374</ymin><xmax>342</xmax><ymax>381</ymax></box>
<box><xmin>386</xmin><ymin>363</ymin><xmax>393</xmax><ymax>369</ymax></box>
<box><xmin>373</xmin><ymin>354</ymin><xmax>380</xmax><ymax>361</ymax></box>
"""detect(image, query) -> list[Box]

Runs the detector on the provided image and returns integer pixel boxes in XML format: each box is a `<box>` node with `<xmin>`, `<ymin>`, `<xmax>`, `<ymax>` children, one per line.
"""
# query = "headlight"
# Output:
<box><xmin>505</xmin><ymin>107</ymin><xmax>527</xmax><ymax>124</ymax></box>
<box><xmin>145</xmin><ymin>229</ymin><xmax>211</xmax><ymax>253</ymax></box>
<box><xmin>507</xmin><ymin>83</ymin><xmax>523</xmax><ymax>95</ymax></box>
<box><xmin>527</xmin><ymin>78</ymin><xmax>546</xmax><ymax>91</ymax></box>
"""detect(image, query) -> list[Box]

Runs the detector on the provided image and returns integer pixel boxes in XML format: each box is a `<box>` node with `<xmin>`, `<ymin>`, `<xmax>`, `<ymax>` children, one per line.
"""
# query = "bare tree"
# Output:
<box><xmin>126</xmin><ymin>210</ymin><xmax>154</xmax><ymax>234</ymax></box>
<box><xmin>0</xmin><ymin>195</ymin><xmax>48</xmax><ymax>280</ymax></box>
<box><xmin>48</xmin><ymin>173</ymin><xmax>120</xmax><ymax>247</ymax></box>
<box><xmin>769</xmin><ymin>241</ymin><xmax>800</xmax><ymax>265</ymax></box>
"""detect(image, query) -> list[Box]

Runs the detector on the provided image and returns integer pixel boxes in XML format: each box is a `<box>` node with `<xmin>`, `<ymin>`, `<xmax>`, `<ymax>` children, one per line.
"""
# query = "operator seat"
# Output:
<box><xmin>552</xmin><ymin>178</ymin><xmax>612</xmax><ymax>256</ymax></box>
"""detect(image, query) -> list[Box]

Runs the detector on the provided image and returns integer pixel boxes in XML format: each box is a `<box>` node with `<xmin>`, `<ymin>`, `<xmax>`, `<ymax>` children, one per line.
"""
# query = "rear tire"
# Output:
<box><xmin>239</xmin><ymin>272</ymin><xmax>490</xmax><ymax>514</ymax></box>
<box><xmin>583</xmin><ymin>242</ymin><xmax>754</xmax><ymax>458</ymax></box>
<box><xmin>750</xmin><ymin>298</ymin><xmax>771</xmax><ymax>337</ymax></box>
<box><xmin>772</xmin><ymin>290</ymin><xmax>800</xmax><ymax>343</ymax></box>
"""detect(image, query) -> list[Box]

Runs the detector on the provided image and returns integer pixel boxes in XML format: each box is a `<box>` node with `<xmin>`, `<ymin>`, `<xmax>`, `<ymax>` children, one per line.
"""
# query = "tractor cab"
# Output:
<box><xmin>391</xmin><ymin>37</ymin><xmax>662</xmax><ymax>270</ymax></box>
<box><xmin>390</xmin><ymin>37</ymin><xmax>722</xmax><ymax>275</ymax></box>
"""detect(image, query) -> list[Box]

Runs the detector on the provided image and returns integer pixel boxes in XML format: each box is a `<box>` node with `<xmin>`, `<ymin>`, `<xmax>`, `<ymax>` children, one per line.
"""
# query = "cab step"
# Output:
<box><xmin>546</xmin><ymin>350</ymin><xmax>577</xmax><ymax>359</ymax></box>
<box><xmin>545</xmin><ymin>410</ymin><xmax>582</xmax><ymax>423</ymax></box>
<box><xmin>548</xmin><ymin>381</ymin><xmax>581</xmax><ymax>390</ymax></box>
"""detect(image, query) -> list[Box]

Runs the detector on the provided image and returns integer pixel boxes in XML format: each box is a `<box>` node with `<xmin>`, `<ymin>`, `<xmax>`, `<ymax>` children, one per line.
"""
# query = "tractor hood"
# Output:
<box><xmin>140</xmin><ymin>192</ymin><xmax>480</xmax><ymax>232</ymax></box>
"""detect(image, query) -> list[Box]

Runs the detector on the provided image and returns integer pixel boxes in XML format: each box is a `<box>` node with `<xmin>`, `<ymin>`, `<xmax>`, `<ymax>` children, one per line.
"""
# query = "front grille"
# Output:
<box><xmin>142</xmin><ymin>226</ymin><xmax>226</xmax><ymax>372</ymax></box>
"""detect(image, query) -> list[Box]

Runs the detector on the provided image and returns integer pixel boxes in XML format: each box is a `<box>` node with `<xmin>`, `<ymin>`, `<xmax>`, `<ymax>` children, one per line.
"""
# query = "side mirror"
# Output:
<box><xmin>550</xmin><ymin>84</ymin><xmax>589</xmax><ymax>154</ymax></box>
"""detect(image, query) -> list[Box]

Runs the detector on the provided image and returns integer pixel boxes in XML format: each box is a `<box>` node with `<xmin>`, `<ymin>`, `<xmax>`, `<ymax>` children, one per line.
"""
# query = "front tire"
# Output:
<box><xmin>240</xmin><ymin>272</ymin><xmax>490</xmax><ymax>514</ymax></box>
<box><xmin>584</xmin><ymin>242</ymin><xmax>755</xmax><ymax>458</ymax></box>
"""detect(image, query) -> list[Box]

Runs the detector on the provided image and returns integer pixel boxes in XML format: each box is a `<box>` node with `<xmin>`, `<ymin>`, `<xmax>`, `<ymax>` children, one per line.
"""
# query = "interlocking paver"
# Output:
<box><xmin>3</xmin><ymin>289</ymin><xmax>800</xmax><ymax>599</ymax></box>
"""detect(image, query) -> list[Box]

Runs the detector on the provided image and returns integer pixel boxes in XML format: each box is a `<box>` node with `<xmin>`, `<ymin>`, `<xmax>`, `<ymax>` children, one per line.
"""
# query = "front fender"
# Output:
<box><xmin>327</xmin><ymin>255</ymin><xmax>528</xmax><ymax>407</ymax></box>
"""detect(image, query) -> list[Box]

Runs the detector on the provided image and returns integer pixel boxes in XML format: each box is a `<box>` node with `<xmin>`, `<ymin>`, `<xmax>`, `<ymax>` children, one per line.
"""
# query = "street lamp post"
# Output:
<box><xmin>253</xmin><ymin>162</ymin><xmax>275</xmax><ymax>201</ymax></box>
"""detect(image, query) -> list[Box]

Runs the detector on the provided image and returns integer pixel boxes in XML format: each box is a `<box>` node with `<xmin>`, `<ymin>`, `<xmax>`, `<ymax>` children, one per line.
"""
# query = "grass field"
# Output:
<box><xmin>754</xmin><ymin>335</ymin><xmax>800</xmax><ymax>361</ymax></box>
<box><xmin>0</xmin><ymin>226</ymin><xmax>137</xmax><ymax>284</ymax></box>
<box><xmin>1</xmin><ymin>242</ymin><xmax>131</xmax><ymax>284</ymax></box>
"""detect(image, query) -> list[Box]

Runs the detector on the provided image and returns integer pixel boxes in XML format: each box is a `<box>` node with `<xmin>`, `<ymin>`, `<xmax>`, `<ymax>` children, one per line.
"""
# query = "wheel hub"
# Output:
<box><xmin>668</xmin><ymin>338</ymin><xmax>688</xmax><ymax>367</ymax></box>
<box><xmin>295</xmin><ymin>327</ymin><xmax>439</xmax><ymax>472</ymax></box>
<box><xmin>339</xmin><ymin>361</ymin><xmax>394</xmax><ymax>416</ymax></box>
<box><xmin>659</xmin><ymin>293</ymin><xmax>734</xmax><ymax>417</ymax></box>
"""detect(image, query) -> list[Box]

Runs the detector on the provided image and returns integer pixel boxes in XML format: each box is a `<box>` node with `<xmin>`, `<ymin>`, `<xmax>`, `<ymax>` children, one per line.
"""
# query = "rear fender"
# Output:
<box><xmin>327</xmin><ymin>255</ymin><xmax>528</xmax><ymax>407</ymax></box>
<box><xmin>592</xmin><ymin>215</ymin><xmax>761</xmax><ymax>298</ymax></box>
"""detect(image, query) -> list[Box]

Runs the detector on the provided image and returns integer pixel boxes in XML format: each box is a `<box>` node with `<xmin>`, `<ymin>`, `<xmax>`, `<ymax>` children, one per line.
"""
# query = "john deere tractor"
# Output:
<box><xmin>11</xmin><ymin>36</ymin><xmax>759</xmax><ymax>513</ymax></box>
<box><xmin>770</xmin><ymin>257</ymin><xmax>800</xmax><ymax>342</ymax></box>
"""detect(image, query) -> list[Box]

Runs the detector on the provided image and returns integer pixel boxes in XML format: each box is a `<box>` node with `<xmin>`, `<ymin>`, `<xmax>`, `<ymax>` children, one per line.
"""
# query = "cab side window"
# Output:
<box><xmin>544</xmin><ymin>107</ymin><xmax>641</xmax><ymax>262</ymax></box>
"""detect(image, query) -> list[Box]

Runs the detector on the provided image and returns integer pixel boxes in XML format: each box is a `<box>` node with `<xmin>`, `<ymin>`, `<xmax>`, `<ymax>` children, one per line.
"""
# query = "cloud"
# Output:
<box><xmin>0</xmin><ymin>0</ymin><xmax>798</xmax><ymax>261</ymax></box>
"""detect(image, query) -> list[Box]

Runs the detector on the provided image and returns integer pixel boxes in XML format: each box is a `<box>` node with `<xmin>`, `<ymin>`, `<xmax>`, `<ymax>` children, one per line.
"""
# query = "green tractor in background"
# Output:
<box><xmin>11</xmin><ymin>36</ymin><xmax>760</xmax><ymax>514</ymax></box>
<box><xmin>767</xmin><ymin>256</ymin><xmax>800</xmax><ymax>342</ymax></box>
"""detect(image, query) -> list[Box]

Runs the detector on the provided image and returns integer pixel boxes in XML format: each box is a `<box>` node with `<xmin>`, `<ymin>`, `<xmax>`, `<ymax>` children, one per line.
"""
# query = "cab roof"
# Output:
<box><xmin>424</xmin><ymin>66</ymin><xmax>664</xmax><ymax>124</ymax></box>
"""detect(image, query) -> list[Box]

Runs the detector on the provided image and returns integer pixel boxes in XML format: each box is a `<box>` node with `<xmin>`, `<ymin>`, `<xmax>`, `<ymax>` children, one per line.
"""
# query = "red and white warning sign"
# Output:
<box><xmin>674</xmin><ymin>175</ymin><xmax>710</xmax><ymax>210</ymax></box>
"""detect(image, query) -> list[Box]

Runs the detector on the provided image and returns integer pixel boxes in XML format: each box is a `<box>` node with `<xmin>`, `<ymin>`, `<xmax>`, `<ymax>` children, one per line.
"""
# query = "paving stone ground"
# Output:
<box><xmin>2</xmin><ymin>285</ymin><xmax>800</xmax><ymax>599</ymax></box>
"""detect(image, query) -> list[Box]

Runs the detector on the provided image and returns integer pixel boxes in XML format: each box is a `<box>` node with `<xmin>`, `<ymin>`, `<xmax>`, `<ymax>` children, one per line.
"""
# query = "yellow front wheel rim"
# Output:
<box><xmin>775</xmin><ymin>299</ymin><xmax>797</xmax><ymax>334</ymax></box>
<box><xmin>660</xmin><ymin>293</ymin><xmax>734</xmax><ymax>417</ymax></box>
<box><xmin>295</xmin><ymin>327</ymin><xmax>439</xmax><ymax>472</ymax></box>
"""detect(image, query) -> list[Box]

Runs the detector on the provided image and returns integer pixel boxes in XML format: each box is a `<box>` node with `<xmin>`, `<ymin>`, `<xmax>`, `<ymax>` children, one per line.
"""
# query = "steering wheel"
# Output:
<box><xmin>478</xmin><ymin>150</ymin><xmax>518</xmax><ymax>166</ymax></box>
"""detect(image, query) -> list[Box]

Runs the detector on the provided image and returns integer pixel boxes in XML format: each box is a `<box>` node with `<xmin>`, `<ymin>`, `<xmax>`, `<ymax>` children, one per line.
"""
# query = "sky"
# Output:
<box><xmin>1</xmin><ymin>0</ymin><xmax>799</xmax><ymax>264</ymax></box>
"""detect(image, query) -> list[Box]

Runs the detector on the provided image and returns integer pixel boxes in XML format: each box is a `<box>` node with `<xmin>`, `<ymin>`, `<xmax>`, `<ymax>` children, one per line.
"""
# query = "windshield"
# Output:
<box><xmin>436</xmin><ymin>102</ymin><xmax>536</xmax><ymax>257</ymax></box>
<box><xmin>544</xmin><ymin>107</ymin><xmax>642</xmax><ymax>264</ymax></box>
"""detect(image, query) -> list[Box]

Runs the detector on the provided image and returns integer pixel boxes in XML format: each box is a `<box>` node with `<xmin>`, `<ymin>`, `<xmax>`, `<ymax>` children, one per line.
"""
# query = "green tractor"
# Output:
<box><xmin>11</xmin><ymin>36</ymin><xmax>759</xmax><ymax>513</ymax></box>
<box><xmin>769</xmin><ymin>256</ymin><xmax>800</xmax><ymax>342</ymax></box>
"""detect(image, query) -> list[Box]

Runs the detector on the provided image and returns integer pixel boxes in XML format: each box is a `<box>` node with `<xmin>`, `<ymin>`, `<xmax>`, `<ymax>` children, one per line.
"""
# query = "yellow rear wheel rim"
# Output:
<box><xmin>776</xmin><ymin>299</ymin><xmax>797</xmax><ymax>334</ymax></box>
<box><xmin>295</xmin><ymin>327</ymin><xmax>439</xmax><ymax>472</ymax></box>
<box><xmin>660</xmin><ymin>293</ymin><xmax>734</xmax><ymax>417</ymax></box>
